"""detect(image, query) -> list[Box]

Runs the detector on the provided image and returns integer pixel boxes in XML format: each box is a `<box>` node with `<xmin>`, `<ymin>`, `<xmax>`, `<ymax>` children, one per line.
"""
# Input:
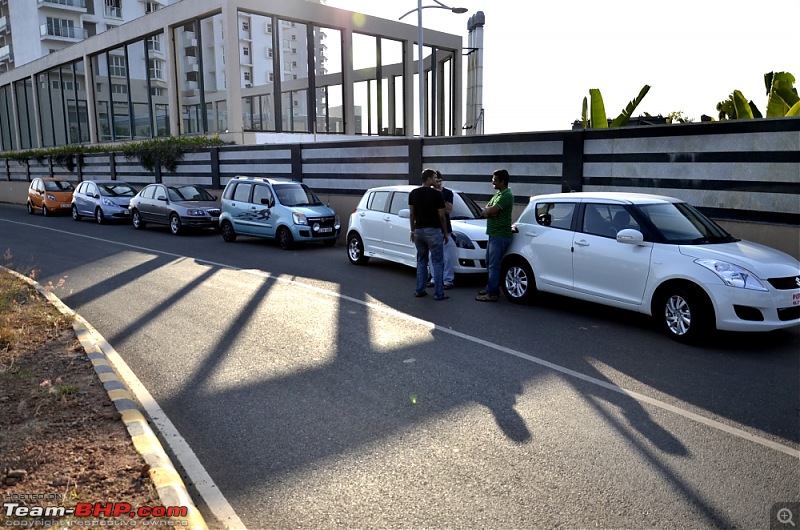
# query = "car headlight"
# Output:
<box><xmin>334</xmin><ymin>215</ymin><xmax>341</xmax><ymax>229</ymax></box>
<box><xmin>101</xmin><ymin>198</ymin><xmax>115</xmax><ymax>207</ymax></box>
<box><xmin>46</xmin><ymin>194</ymin><xmax>56</xmax><ymax>201</ymax></box>
<box><xmin>695</xmin><ymin>259</ymin><xmax>768</xmax><ymax>291</ymax></box>
<box><xmin>186</xmin><ymin>209</ymin><xmax>206</xmax><ymax>216</ymax></box>
<box><xmin>452</xmin><ymin>231</ymin><xmax>475</xmax><ymax>249</ymax></box>
<box><xmin>293</xmin><ymin>212</ymin><xmax>308</xmax><ymax>225</ymax></box>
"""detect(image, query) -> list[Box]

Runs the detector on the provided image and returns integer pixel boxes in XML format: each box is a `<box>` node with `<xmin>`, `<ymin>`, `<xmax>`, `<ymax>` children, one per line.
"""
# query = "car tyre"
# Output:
<box><xmin>220</xmin><ymin>220</ymin><xmax>237</xmax><ymax>242</ymax></box>
<box><xmin>131</xmin><ymin>209</ymin><xmax>146</xmax><ymax>230</ymax></box>
<box><xmin>501</xmin><ymin>258</ymin><xmax>537</xmax><ymax>304</ymax></box>
<box><xmin>95</xmin><ymin>208</ymin><xmax>105</xmax><ymax>225</ymax></box>
<box><xmin>169</xmin><ymin>213</ymin><xmax>182</xmax><ymax>235</ymax></box>
<box><xmin>346</xmin><ymin>233</ymin><xmax>370</xmax><ymax>265</ymax></box>
<box><xmin>42</xmin><ymin>206</ymin><xmax>50</xmax><ymax>217</ymax></box>
<box><xmin>656</xmin><ymin>285</ymin><xmax>713</xmax><ymax>343</ymax></box>
<box><xmin>72</xmin><ymin>205</ymin><xmax>81</xmax><ymax>221</ymax></box>
<box><xmin>277</xmin><ymin>226</ymin><xmax>294</xmax><ymax>250</ymax></box>
<box><xmin>27</xmin><ymin>202</ymin><xmax>34</xmax><ymax>215</ymax></box>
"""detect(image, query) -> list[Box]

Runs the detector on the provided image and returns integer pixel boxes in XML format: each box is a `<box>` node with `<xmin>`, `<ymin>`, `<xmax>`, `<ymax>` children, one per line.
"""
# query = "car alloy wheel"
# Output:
<box><xmin>346</xmin><ymin>233</ymin><xmax>370</xmax><ymax>265</ymax></box>
<box><xmin>95</xmin><ymin>208</ymin><xmax>105</xmax><ymax>225</ymax></box>
<box><xmin>72</xmin><ymin>205</ymin><xmax>81</xmax><ymax>221</ymax></box>
<box><xmin>27</xmin><ymin>202</ymin><xmax>34</xmax><ymax>215</ymax></box>
<box><xmin>220</xmin><ymin>220</ymin><xmax>237</xmax><ymax>242</ymax></box>
<box><xmin>658</xmin><ymin>285</ymin><xmax>712</xmax><ymax>343</ymax></box>
<box><xmin>501</xmin><ymin>259</ymin><xmax>536</xmax><ymax>304</ymax></box>
<box><xmin>169</xmin><ymin>213</ymin><xmax>182</xmax><ymax>235</ymax></box>
<box><xmin>132</xmin><ymin>210</ymin><xmax>145</xmax><ymax>230</ymax></box>
<box><xmin>42</xmin><ymin>206</ymin><xmax>49</xmax><ymax>217</ymax></box>
<box><xmin>277</xmin><ymin>226</ymin><xmax>294</xmax><ymax>250</ymax></box>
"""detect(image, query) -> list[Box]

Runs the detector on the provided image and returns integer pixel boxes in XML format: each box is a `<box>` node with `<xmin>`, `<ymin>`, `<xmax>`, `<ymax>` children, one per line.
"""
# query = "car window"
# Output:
<box><xmin>252</xmin><ymin>184</ymin><xmax>273</xmax><ymax>206</ymax></box>
<box><xmin>607</xmin><ymin>205</ymin><xmax>639</xmax><ymax>233</ymax></box>
<box><xmin>87</xmin><ymin>183</ymin><xmax>98</xmax><ymax>195</ymax></box>
<box><xmin>231</xmin><ymin>182</ymin><xmax>253</xmax><ymax>202</ymax></box>
<box><xmin>273</xmin><ymin>183</ymin><xmax>322</xmax><ymax>206</ymax></box>
<box><xmin>636</xmin><ymin>202</ymin><xmax>735</xmax><ymax>244</ymax></box>
<box><xmin>451</xmin><ymin>192</ymin><xmax>483</xmax><ymax>220</ymax></box>
<box><xmin>140</xmin><ymin>185</ymin><xmax>156</xmax><ymax>199</ymax></box>
<box><xmin>99</xmin><ymin>183</ymin><xmax>135</xmax><ymax>197</ymax></box>
<box><xmin>582</xmin><ymin>203</ymin><xmax>615</xmax><ymax>238</ymax></box>
<box><xmin>45</xmin><ymin>180</ymin><xmax>73</xmax><ymax>192</ymax></box>
<box><xmin>170</xmin><ymin>185</ymin><xmax>213</xmax><ymax>201</ymax></box>
<box><xmin>389</xmin><ymin>192</ymin><xmax>409</xmax><ymax>215</ymax></box>
<box><xmin>527</xmin><ymin>202</ymin><xmax>576</xmax><ymax>230</ymax></box>
<box><xmin>367</xmin><ymin>191</ymin><xmax>390</xmax><ymax>212</ymax></box>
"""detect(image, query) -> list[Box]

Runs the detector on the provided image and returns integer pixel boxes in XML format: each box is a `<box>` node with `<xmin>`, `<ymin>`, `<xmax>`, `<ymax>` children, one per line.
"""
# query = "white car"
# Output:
<box><xmin>346</xmin><ymin>185</ymin><xmax>488</xmax><ymax>274</ymax></box>
<box><xmin>501</xmin><ymin>192</ymin><xmax>800</xmax><ymax>342</ymax></box>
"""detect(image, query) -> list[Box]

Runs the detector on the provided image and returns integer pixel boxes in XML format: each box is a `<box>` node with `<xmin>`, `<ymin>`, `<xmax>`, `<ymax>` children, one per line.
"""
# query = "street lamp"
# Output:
<box><xmin>399</xmin><ymin>0</ymin><xmax>467</xmax><ymax>138</ymax></box>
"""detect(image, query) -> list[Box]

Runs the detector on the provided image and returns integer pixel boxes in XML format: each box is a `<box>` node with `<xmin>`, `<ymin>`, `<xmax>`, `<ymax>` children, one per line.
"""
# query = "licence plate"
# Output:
<box><xmin>123</xmin><ymin>209</ymin><xmax>130</xmax><ymax>215</ymax></box>
<box><xmin>319</xmin><ymin>227</ymin><xmax>333</xmax><ymax>233</ymax></box>
<box><xmin>60</xmin><ymin>204</ymin><xmax>70</xmax><ymax>208</ymax></box>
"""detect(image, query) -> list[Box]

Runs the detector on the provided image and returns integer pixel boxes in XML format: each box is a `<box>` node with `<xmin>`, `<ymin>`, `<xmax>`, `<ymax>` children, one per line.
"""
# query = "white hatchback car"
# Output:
<box><xmin>346</xmin><ymin>185</ymin><xmax>488</xmax><ymax>274</ymax></box>
<box><xmin>502</xmin><ymin>192</ymin><xmax>800</xmax><ymax>342</ymax></box>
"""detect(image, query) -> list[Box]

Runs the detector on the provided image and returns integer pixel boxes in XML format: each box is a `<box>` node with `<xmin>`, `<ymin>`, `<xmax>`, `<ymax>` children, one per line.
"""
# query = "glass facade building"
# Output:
<box><xmin>0</xmin><ymin>0</ymin><xmax>464</xmax><ymax>152</ymax></box>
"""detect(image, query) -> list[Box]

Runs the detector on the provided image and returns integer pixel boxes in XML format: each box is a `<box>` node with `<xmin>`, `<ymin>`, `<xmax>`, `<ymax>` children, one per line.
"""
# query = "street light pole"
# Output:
<box><xmin>399</xmin><ymin>0</ymin><xmax>467</xmax><ymax>138</ymax></box>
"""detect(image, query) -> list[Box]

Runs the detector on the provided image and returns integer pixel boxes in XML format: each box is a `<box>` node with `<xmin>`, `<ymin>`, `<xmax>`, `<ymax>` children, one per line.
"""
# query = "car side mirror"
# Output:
<box><xmin>157</xmin><ymin>195</ymin><xmax>167</xmax><ymax>202</ymax></box>
<box><xmin>616</xmin><ymin>229</ymin><xmax>645</xmax><ymax>245</ymax></box>
<box><xmin>260</xmin><ymin>198</ymin><xmax>270</xmax><ymax>206</ymax></box>
<box><xmin>398</xmin><ymin>209</ymin><xmax>411</xmax><ymax>219</ymax></box>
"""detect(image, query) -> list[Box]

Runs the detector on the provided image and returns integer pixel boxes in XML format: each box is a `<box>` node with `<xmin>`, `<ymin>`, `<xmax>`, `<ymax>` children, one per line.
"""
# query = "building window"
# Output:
<box><xmin>267</xmin><ymin>47</ymin><xmax>273</xmax><ymax>58</ymax></box>
<box><xmin>150</xmin><ymin>87</ymin><xmax>165</xmax><ymax>96</ymax></box>
<box><xmin>244</xmin><ymin>71</ymin><xmax>251</xmax><ymax>82</ymax></box>
<box><xmin>111</xmin><ymin>83</ymin><xmax>127</xmax><ymax>94</ymax></box>
<box><xmin>268</xmin><ymin>73</ymin><xmax>273</xmax><ymax>82</ymax></box>
<box><xmin>105</xmin><ymin>0</ymin><xmax>122</xmax><ymax>19</ymax></box>
<box><xmin>266</xmin><ymin>22</ymin><xmax>272</xmax><ymax>33</ymax></box>
<box><xmin>108</xmin><ymin>55</ymin><xmax>126</xmax><ymax>77</ymax></box>
<box><xmin>45</xmin><ymin>17</ymin><xmax>76</xmax><ymax>39</ymax></box>
<box><xmin>242</xmin><ymin>21</ymin><xmax>249</xmax><ymax>32</ymax></box>
<box><xmin>149</xmin><ymin>58</ymin><xmax>163</xmax><ymax>80</ymax></box>
<box><xmin>243</xmin><ymin>46</ymin><xmax>249</xmax><ymax>56</ymax></box>
<box><xmin>147</xmin><ymin>35</ymin><xmax>162</xmax><ymax>53</ymax></box>
<box><xmin>145</xmin><ymin>2</ymin><xmax>159</xmax><ymax>14</ymax></box>
<box><xmin>96</xmin><ymin>83</ymin><xmax>103</xmax><ymax>92</ymax></box>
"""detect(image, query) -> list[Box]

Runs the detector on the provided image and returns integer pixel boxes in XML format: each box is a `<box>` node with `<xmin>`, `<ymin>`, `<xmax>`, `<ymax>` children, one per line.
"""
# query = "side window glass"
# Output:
<box><xmin>368</xmin><ymin>191</ymin><xmax>390</xmax><ymax>212</ymax></box>
<box><xmin>582</xmin><ymin>204</ymin><xmax>615</xmax><ymax>238</ymax></box>
<box><xmin>232</xmin><ymin>182</ymin><xmax>253</xmax><ymax>202</ymax></box>
<box><xmin>75</xmin><ymin>182</ymin><xmax>84</xmax><ymax>194</ymax></box>
<box><xmin>525</xmin><ymin>202</ymin><xmax>575</xmax><ymax>230</ymax></box>
<box><xmin>607</xmin><ymin>205</ymin><xmax>640</xmax><ymax>234</ymax></box>
<box><xmin>252</xmin><ymin>184</ymin><xmax>273</xmax><ymax>206</ymax></box>
<box><xmin>88</xmin><ymin>183</ymin><xmax>97</xmax><ymax>195</ymax></box>
<box><xmin>389</xmin><ymin>192</ymin><xmax>409</xmax><ymax>215</ymax></box>
<box><xmin>141</xmin><ymin>186</ymin><xmax>155</xmax><ymax>199</ymax></box>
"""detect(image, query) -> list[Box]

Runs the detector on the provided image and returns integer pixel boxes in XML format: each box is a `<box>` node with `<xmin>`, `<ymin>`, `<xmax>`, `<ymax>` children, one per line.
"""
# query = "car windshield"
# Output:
<box><xmin>274</xmin><ymin>183</ymin><xmax>323</xmax><ymax>206</ymax></box>
<box><xmin>450</xmin><ymin>192</ymin><xmax>484</xmax><ymax>220</ymax></box>
<box><xmin>44</xmin><ymin>180</ymin><xmax>74</xmax><ymax>192</ymax></box>
<box><xmin>99</xmin><ymin>183</ymin><xmax>136</xmax><ymax>197</ymax></box>
<box><xmin>168</xmin><ymin>185</ymin><xmax>215</xmax><ymax>202</ymax></box>
<box><xmin>636</xmin><ymin>202</ymin><xmax>738</xmax><ymax>244</ymax></box>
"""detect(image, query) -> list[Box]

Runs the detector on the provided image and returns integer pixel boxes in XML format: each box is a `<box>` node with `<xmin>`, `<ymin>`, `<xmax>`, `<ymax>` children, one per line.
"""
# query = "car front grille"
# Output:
<box><xmin>476</xmin><ymin>240</ymin><xmax>488</xmax><ymax>249</ymax></box>
<box><xmin>307</xmin><ymin>216</ymin><xmax>337</xmax><ymax>238</ymax></box>
<box><xmin>207</xmin><ymin>208</ymin><xmax>221</xmax><ymax>217</ymax></box>
<box><xmin>768</xmin><ymin>276</ymin><xmax>800</xmax><ymax>290</ymax></box>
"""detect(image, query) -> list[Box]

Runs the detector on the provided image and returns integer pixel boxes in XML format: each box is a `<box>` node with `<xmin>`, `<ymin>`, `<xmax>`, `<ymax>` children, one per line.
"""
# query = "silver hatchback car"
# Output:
<box><xmin>71</xmin><ymin>180</ymin><xmax>137</xmax><ymax>224</ymax></box>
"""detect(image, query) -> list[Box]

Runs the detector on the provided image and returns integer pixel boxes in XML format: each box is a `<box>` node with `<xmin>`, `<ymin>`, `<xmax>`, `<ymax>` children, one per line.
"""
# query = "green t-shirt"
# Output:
<box><xmin>486</xmin><ymin>187</ymin><xmax>514</xmax><ymax>237</ymax></box>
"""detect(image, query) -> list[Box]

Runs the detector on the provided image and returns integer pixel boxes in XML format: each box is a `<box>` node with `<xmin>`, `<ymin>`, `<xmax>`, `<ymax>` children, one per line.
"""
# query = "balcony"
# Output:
<box><xmin>37</xmin><ymin>0</ymin><xmax>87</xmax><ymax>13</ymax></box>
<box><xmin>0</xmin><ymin>44</ymin><xmax>12</xmax><ymax>63</ymax></box>
<box><xmin>40</xmin><ymin>23</ymin><xmax>87</xmax><ymax>41</ymax></box>
<box><xmin>104</xmin><ymin>5</ymin><xmax>122</xmax><ymax>19</ymax></box>
<box><xmin>0</xmin><ymin>15</ymin><xmax>8</xmax><ymax>33</ymax></box>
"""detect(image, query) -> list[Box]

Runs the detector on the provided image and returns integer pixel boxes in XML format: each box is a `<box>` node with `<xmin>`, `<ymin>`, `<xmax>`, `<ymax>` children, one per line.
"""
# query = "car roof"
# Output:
<box><xmin>229</xmin><ymin>175</ymin><xmax>297</xmax><ymax>184</ymax></box>
<box><xmin>365</xmin><ymin>184</ymin><xmax>464</xmax><ymax>193</ymax></box>
<box><xmin>529</xmin><ymin>191</ymin><xmax>682</xmax><ymax>205</ymax></box>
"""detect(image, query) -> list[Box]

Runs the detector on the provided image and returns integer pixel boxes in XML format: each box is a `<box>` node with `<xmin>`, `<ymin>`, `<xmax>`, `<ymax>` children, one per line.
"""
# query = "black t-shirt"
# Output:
<box><xmin>408</xmin><ymin>186</ymin><xmax>445</xmax><ymax>229</ymax></box>
<box><xmin>441</xmin><ymin>187</ymin><xmax>454</xmax><ymax>234</ymax></box>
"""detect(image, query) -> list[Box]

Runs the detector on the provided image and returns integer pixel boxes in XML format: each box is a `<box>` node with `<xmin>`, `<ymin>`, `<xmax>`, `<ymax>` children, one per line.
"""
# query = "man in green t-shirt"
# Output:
<box><xmin>476</xmin><ymin>169</ymin><xmax>513</xmax><ymax>302</ymax></box>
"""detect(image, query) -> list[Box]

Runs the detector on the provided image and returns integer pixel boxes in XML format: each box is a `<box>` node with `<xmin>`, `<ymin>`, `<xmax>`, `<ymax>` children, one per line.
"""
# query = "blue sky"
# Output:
<box><xmin>325</xmin><ymin>0</ymin><xmax>800</xmax><ymax>133</ymax></box>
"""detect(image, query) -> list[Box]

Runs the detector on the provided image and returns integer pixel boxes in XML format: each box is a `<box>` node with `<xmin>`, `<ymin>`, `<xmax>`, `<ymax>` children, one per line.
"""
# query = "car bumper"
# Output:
<box><xmin>454</xmin><ymin>245</ymin><xmax>488</xmax><ymax>274</ymax></box>
<box><xmin>294</xmin><ymin>227</ymin><xmax>341</xmax><ymax>241</ymax></box>
<box><xmin>708</xmin><ymin>283</ymin><xmax>800</xmax><ymax>332</ymax></box>
<box><xmin>181</xmin><ymin>216</ymin><xmax>219</xmax><ymax>229</ymax></box>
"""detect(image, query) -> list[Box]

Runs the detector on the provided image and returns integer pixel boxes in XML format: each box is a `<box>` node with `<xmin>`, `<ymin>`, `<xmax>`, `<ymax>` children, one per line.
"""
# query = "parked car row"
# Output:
<box><xmin>26</xmin><ymin>178</ymin><xmax>800</xmax><ymax>342</ymax></box>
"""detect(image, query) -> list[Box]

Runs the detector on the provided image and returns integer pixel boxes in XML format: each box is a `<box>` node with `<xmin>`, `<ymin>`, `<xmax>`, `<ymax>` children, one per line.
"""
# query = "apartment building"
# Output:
<box><xmin>0</xmin><ymin>0</ymin><xmax>464</xmax><ymax>151</ymax></box>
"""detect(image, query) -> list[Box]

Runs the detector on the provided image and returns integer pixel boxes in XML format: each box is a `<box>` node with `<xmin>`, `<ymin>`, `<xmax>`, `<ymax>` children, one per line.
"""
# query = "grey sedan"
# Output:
<box><xmin>129</xmin><ymin>184</ymin><xmax>221</xmax><ymax>235</ymax></box>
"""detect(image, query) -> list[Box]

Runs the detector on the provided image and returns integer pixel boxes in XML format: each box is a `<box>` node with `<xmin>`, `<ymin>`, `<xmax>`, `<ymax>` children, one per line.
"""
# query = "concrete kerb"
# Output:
<box><xmin>2</xmin><ymin>266</ymin><xmax>208</xmax><ymax>530</ymax></box>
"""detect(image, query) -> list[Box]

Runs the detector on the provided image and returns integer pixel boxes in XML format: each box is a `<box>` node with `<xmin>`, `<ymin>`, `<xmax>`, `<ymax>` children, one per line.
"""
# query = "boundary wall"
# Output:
<box><xmin>1</xmin><ymin>119</ymin><xmax>798</xmax><ymax>257</ymax></box>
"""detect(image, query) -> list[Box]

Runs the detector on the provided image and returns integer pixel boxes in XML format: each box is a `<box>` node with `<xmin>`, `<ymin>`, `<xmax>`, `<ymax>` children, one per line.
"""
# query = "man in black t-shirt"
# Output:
<box><xmin>408</xmin><ymin>168</ymin><xmax>449</xmax><ymax>300</ymax></box>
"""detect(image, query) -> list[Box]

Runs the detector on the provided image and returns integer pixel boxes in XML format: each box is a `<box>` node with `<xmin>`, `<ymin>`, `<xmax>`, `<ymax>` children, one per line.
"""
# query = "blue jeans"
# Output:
<box><xmin>429</xmin><ymin>232</ymin><xmax>455</xmax><ymax>285</ymax></box>
<box><xmin>485</xmin><ymin>235</ymin><xmax>512</xmax><ymax>297</ymax></box>
<box><xmin>415</xmin><ymin>227</ymin><xmax>444</xmax><ymax>298</ymax></box>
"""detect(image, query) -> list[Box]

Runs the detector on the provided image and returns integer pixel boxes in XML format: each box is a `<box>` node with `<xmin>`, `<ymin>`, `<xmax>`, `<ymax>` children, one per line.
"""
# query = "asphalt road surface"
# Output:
<box><xmin>2</xmin><ymin>203</ymin><xmax>798</xmax><ymax>529</ymax></box>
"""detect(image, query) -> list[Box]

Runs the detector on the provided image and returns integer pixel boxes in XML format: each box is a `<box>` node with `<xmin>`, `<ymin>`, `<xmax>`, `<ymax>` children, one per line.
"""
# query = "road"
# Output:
<box><xmin>2</xmin><ymin>203</ymin><xmax>798</xmax><ymax>529</ymax></box>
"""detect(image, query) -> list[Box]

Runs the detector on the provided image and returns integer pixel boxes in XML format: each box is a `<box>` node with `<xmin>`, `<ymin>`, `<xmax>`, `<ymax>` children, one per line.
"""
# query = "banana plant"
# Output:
<box><xmin>579</xmin><ymin>85</ymin><xmax>651</xmax><ymax>128</ymax></box>
<box><xmin>717</xmin><ymin>71</ymin><xmax>798</xmax><ymax>120</ymax></box>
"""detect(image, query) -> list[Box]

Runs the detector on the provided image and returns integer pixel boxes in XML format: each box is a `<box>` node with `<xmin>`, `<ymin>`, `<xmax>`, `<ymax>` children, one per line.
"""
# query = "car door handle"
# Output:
<box><xmin>523</xmin><ymin>231</ymin><xmax>538</xmax><ymax>237</ymax></box>
<box><xmin>574</xmin><ymin>239</ymin><xmax>590</xmax><ymax>246</ymax></box>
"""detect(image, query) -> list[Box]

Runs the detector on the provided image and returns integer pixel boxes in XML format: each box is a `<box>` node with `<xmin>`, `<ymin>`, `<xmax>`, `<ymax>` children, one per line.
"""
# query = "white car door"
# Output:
<box><xmin>518</xmin><ymin>201</ymin><xmax>577</xmax><ymax>292</ymax></box>
<box><xmin>382</xmin><ymin>191</ymin><xmax>415</xmax><ymax>266</ymax></box>
<box><xmin>358</xmin><ymin>190</ymin><xmax>391</xmax><ymax>256</ymax></box>
<box><xmin>572</xmin><ymin>203</ymin><xmax>652</xmax><ymax>305</ymax></box>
